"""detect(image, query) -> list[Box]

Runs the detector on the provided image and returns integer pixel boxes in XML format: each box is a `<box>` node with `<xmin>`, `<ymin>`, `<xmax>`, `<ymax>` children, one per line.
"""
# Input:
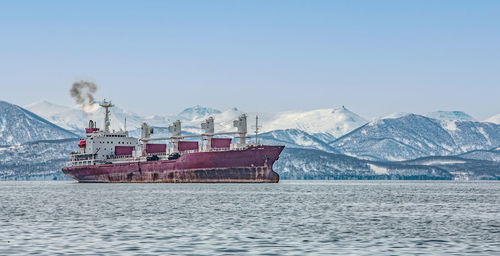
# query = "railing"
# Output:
<box><xmin>106</xmin><ymin>154</ymin><xmax>135</xmax><ymax>160</ymax></box>
<box><xmin>145</xmin><ymin>152</ymin><xmax>168</xmax><ymax>157</ymax></box>
<box><xmin>69</xmin><ymin>160</ymin><xmax>94</xmax><ymax>166</ymax></box>
<box><xmin>181</xmin><ymin>146</ymin><xmax>248</xmax><ymax>153</ymax></box>
<box><xmin>70</xmin><ymin>155</ymin><xmax>95</xmax><ymax>161</ymax></box>
<box><xmin>208</xmin><ymin>147</ymin><xmax>230</xmax><ymax>152</ymax></box>
<box><xmin>179</xmin><ymin>149</ymin><xmax>199</xmax><ymax>154</ymax></box>
<box><xmin>107</xmin><ymin>155</ymin><xmax>125</xmax><ymax>159</ymax></box>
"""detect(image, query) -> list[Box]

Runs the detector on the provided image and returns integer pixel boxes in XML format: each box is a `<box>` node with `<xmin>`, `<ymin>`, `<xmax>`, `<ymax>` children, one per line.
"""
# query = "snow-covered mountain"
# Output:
<box><xmin>486</xmin><ymin>113</ymin><xmax>500</xmax><ymax>124</ymax></box>
<box><xmin>257</xmin><ymin>106</ymin><xmax>367</xmax><ymax>138</ymax></box>
<box><xmin>0</xmin><ymin>101</ymin><xmax>77</xmax><ymax>146</ymax></box>
<box><xmin>256</xmin><ymin>129</ymin><xmax>338</xmax><ymax>153</ymax></box>
<box><xmin>178</xmin><ymin>105</ymin><xmax>222</xmax><ymax>120</ymax></box>
<box><xmin>24</xmin><ymin>101</ymin><xmax>238</xmax><ymax>135</ymax></box>
<box><xmin>331</xmin><ymin>114</ymin><xmax>500</xmax><ymax>161</ymax></box>
<box><xmin>2</xmin><ymin>99</ymin><xmax>499</xmax><ymax>180</ymax></box>
<box><xmin>12</xmin><ymin>99</ymin><xmax>499</xmax><ymax>180</ymax></box>
<box><xmin>425</xmin><ymin>111</ymin><xmax>476</xmax><ymax>121</ymax></box>
<box><xmin>151</xmin><ymin>106</ymin><xmax>367</xmax><ymax>138</ymax></box>
<box><xmin>25</xmin><ymin>101</ymin><xmax>367</xmax><ymax>138</ymax></box>
<box><xmin>24</xmin><ymin>101</ymin><xmax>161</xmax><ymax>134</ymax></box>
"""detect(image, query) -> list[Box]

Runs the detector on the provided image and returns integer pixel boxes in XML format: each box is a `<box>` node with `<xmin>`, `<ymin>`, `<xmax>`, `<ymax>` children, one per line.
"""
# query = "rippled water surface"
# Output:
<box><xmin>0</xmin><ymin>181</ymin><xmax>499</xmax><ymax>255</ymax></box>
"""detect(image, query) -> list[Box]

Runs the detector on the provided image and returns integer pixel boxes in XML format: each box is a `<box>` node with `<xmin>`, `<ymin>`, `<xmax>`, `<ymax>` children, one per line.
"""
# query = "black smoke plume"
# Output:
<box><xmin>70</xmin><ymin>80</ymin><xmax>98</xmax><ymax>107</ymax></box>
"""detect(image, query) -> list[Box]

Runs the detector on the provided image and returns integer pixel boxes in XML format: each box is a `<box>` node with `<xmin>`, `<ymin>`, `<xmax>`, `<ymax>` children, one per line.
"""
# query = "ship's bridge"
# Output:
<box><xmin>84</xmin><ymin>131</ymin><xmax>139</xmax><ymax>160</ymax></box>
<box><xmin>69</xmin><ymin>100</ymin><xmax>140</xmax><ymax>166</ymax></box>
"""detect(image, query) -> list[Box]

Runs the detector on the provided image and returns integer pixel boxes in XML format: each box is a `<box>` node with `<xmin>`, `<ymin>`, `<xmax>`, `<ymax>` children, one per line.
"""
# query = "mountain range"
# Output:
<box><xmin>24</xmin><ymin>101</ymin><xmax>367</xmax><ymax>139</ymax></box>
<box><xmin>276</xmin><ymin>148</ymin><xmax>499</xmax><ymax>180</ymax></box>
<box><xmin>331</xmin><ymin>114</ymin><xmax>500</xmax><ymax>161</ymax></box>
<box><xmin>1</xmin><ymin>100</ymin><xmax>499</xmax><ymax>180</ymax></box>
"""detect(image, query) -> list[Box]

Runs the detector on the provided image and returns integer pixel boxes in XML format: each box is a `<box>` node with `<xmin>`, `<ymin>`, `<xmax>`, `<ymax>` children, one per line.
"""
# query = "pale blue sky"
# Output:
<box><xmin>0</xmin><ymin>0</ymin><xmax>499</xmax><ymax>120</ymax></box>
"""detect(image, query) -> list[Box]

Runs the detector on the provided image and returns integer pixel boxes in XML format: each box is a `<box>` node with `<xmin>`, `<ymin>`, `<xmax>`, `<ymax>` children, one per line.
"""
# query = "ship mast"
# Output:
<box><xmin>255</xmin><ymin>115</ymin><xmax>260</xmax><ymax>144</ymax></box>
<box><xmin>99</xmin><ymin>99</ymin><xmax>114</xmax><ymax>133</ymax></box>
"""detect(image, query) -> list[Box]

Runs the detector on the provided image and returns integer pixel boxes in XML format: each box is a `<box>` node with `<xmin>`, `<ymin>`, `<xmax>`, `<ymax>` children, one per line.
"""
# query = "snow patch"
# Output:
<box><xmin>478</xmin><ymin>127</ymin><xmax>491</xmax><ymax>145</ymax></box>
<box><xmin>425</xmin><ymin>111</ymin><xmax>475</xmax><ymax>121</ymax></box>
<box><xmin>485</xmin><ymin>113</ymin><xmax>500</xmax><ymax>124</ymax></box>
<box><xmin>443</xmin><ymin>120</ymin><xmax>458</xmax><ymax>132</ymax></box>
<box><xmin>419</xmin><ymin>159</ymin><xmax>466</xmax><ymax>165</ymax></box>
<box><xmin>0</xmin><ymin>117</ymin><xmax>6</xmax><ymax>133</ymax></box>
<box><xmin>368</xmin><ymin>163</ymin><xmax>389</xmax><ymax>174</ymax></box>
<box><xmin>378</xmin><ymin>112</ymin><xmax>409</xmax><ymax>120</ymax></box>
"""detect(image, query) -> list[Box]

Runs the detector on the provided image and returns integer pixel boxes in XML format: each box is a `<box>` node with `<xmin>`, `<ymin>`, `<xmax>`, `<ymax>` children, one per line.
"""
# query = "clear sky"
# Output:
<box><xmin>0</xmin><ymin>0</ymin><xmax>499</xmax><ymax>120</ymax></box>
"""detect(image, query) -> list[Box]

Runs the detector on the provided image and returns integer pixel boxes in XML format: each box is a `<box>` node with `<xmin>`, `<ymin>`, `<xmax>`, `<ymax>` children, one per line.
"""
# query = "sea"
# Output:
<box><xmin>0</xmin><ymin>181</ymin><xmax>499</xmax><ymax>255</ymax></box>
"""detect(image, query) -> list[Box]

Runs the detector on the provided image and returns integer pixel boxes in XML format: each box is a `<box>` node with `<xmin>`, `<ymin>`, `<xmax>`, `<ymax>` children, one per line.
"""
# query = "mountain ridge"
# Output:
<box><xmin>486</xmin><ymin>113</ymin><xmax>500</xmax><ymax>124</ymax></box>
<box><xmin>330</xmin><ymin>113</ymin><xmax>500</xmax><ymax>161</ymax></box>
<box><xmin>25</xmin><ymin>101</ymin><xmax>368</xmax><ymax>138</ymax></box>
<box><xmin>1</xmin><ymin>100</ymin><xmax>500</xmax><ymax>180</ymax></box>
<box><xmin>0</xmin><ymin>101</ymin><xmax>78</xmax><ymax>146</ymax></box>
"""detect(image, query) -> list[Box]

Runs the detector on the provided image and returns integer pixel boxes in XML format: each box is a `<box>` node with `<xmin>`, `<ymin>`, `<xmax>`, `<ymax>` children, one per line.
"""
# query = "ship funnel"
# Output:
<box><xmin>169</xmin><ymin>120</ymin><xmax>182</xmax><ymax>137</ymax></box>
<box><xmin>201</xmin><ymin>117</ymin><xmax>215</xmax><ymax>134</ymax></box>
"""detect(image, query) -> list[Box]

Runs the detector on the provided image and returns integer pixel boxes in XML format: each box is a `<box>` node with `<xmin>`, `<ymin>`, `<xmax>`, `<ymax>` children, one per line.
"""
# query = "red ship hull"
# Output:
<box><xmin>62</xmin><ymin>145</ymin><xmax>284</xmax><ymax>183</ymax></box>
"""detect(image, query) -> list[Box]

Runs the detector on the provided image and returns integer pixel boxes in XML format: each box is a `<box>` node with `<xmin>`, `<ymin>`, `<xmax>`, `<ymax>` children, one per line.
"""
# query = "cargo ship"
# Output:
<box><xmin>62</xmin><ymin>100</ymin><xmax>284</xmax><ymax>183</ymax></box>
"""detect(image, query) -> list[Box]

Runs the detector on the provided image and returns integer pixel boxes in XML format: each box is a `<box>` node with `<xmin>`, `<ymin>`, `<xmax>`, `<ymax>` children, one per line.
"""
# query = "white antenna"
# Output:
<box><xmin>124</xmin><ymin>117</ymin><xmax>127</xmax><ymax>132</ymax></box>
